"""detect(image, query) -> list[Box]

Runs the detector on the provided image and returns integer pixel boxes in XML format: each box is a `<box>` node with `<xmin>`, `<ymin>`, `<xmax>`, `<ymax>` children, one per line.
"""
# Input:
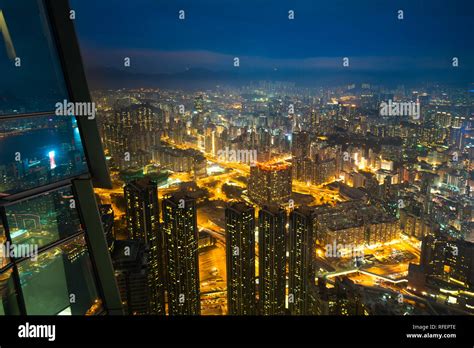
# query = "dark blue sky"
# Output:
<box><xmin>71</xmin><ymin>0</ymin><xmax>474</xmax><ymax>85</ymax></box>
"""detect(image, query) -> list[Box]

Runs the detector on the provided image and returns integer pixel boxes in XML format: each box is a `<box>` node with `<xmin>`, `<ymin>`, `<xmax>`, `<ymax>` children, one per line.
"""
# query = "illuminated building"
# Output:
<box><xmin>124</xmin><ymin>178</ymin><xmax>165</xmax><ymax>314</ymax></box>
<box><xmin>294</xmin><ymin>157</ymin><xmax>314</xmax><ymax>183</ymax></box>
<box><xmin>408</xmin><ymin>236</ymin><xmax>474</xmax><ymax>310</ymax></box>
<box><xmin>375</xmin><ymin>170</ymin><xmax>399</xmax><ymax>185</ymax></box>
<box><xmin>314</xmin><ymin>158</ymin><xmax>337</xmax><ymax>184</ymax></box>
<box><xmin>399</xmin><ymin>210</ymin><xmax>436</xmax><ymax>239</ymax></box>
<box><xmin>198</xmin><ymin>231</ymin><xmax>216</xmax><ymax>250</ymax></box>
<box><xmin>346</xmin><ymin>171</ymin><xmax>378</xmax><ymax>190</ymax></box>
<box><xmin>417</xmin><ymin>236</ymin><xmax>474</xmax><ymax>288</ymax></box>
<box><xmin>102</xmin><ymin>103</ymin><xmax>161</xmax><ymax>170</ymax></box>
<box><xmin>288</xmin><ymin>207</ymin><xmax>317</xmax><ymax>315</ymax></box>
<box><xmin>194</xmin><ymin>94</ymin><xmax>204</xmax><ymax>113</ymax></box>
<box><xmin>162</xmin><ymin>193</ymin><xmax>200</xmax><ymax>315</ymax></box>
<box><xmin>155</xmin><ymin>144</ymin><xmax>206</xmax><ymax>179</ymax></box>
<box><xmin>420</xmin><ymin>174</ymin><xmax>435</xmax><ymax>216</ymax></box>
<box><xmin>294</xmin><ymin>143</ymin><xmax>340</xmax><ymax>185</ymax></box>
<box><xmin>315</xmin><ymin>277</ymin><xmax>366</xmax><ymax>315</ymax></box>
<box><xmin>225</xmin><ymin>202</ymin><xmax>256</xmax><ymax>315</ymax></box>
<box><xmin>258</xmin><ymin>206</ymin><xmax>287</xmax><ymax>315</ymax></box>
<box><xmin>314</xmin><ymin>202</ymin><xmax>399</xmax><ymax>247</ymax></box>
<box><xmin>99</xmin><ymin>204</ymin><xmax>115</xmax><ymax>251</ymax></box>
<box><xmin>0</xmin><ymin>0</ymin><xmax>122</xmax><ymax>315</ymax></box>
<box><xmin>192</xmin><ymin>94</ymin><xmax>205</xmax><ymax>130</ymax></box>
<box><xmin>204</xmin><ymin>123</ymin><xmax>217</xmax><ymax>155</ymax></box>
<box><xmin>112</xmin><ymin>240</ymin><xmax>152</xmax><ymax>315</ymax></box>
<box><xmin>248</xmin><ymin>162</ymin><xmax>292</xmax><ymax>206</ymax></box>
<box><xmin>309</xmin><ymin>109</ymin><xmax>320</xmax><ymax>132</ymax></box>
<box><xmin>291</xmin><ymin>131</ymin><xmax>310</xmax><ymax>159</ymax></box>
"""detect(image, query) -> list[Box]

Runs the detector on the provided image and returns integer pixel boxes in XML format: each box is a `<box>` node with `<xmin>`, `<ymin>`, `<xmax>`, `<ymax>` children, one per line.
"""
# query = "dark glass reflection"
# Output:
<box><xmin>6</xmin><ymin>186</ymin><xmax>83</xmax><ymax>250</ymax></box>
<box><xmin>0</xmin><ymin>0</ymin><xmax>68</xmax><ymax>115</ymax></box>
<box><xmin>18</xmin><ymin>234</ymin><xmax>100</xmax><ymax>315</ymax></box>
<box><xmin>0</xmin><ymin>267</ymin><xmax>21</xmax><ymax>315</ymax></box>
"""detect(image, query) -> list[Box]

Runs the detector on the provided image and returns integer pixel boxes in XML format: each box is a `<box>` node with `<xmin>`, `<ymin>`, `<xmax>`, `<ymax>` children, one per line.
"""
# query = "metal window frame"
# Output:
<box><xmin>0</xmin><ymin>0</ymin><xmax>122</xmax><ymax>316</ymax></box>
<box><xmin>72</xmin><ymin>179</ymin><xmax>123</xmax><ymax>315</ymax></box>
<box><xmin>44</xmin><ymin>0</ymin><xmax>112</xmax><ymax>190</ymax></box>
<box><xmin>43</xmin><ymin>0</ymin><xmax>123</xmax><ymax>315</ymax></box>
<box><xmin>0</xmin><ymin>181</ymin><xmax>121</xmax><ymax>315</ymax></box>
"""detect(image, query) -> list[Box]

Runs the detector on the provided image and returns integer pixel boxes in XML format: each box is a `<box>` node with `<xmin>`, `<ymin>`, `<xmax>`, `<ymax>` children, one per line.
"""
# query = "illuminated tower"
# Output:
<box><xmin>258</xmin><ymin>205</ymin><xmax>287</xmax><ymax>315</ymax></box>
<box><xmin>194</xmin><ymin>94</ymin><xmax>204</xmax><ymax>113</ymax></box>
<box><xmin>112</xmin><ymin>239</ymin><xmax>152</xmax><ymax>315</ymax></box>
<box><xmin>225</xmin><ymin>201</ymin><xmax>256</xmax><ymax>315</ymax></box>
<box><xmin>192</xmin><ymin>94</ymin><xmax>205</xmax><ymax>130</ymax></box>
<box><xmin>288</xmin><ymin>207</ymin><xmax>316</xmax><ymax>315</ymax></box>
<box><xmin>292</xmin><ymin>131</ymin><xmax>310</xmax><ymax>159</ymax></box>
<box><xmin>124</xmin><ymin>178</ymin><xmax>165</xmax><ymax>314</ymax></box>
<box><xmin>162</xmin><ymin>193</ymin><xmax>200</xmax><ymax>315</ymax></box>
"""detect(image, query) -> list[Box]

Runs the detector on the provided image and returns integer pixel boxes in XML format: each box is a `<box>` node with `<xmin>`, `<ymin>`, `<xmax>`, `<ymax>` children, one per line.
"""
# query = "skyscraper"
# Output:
<box><xmin>124</xmin><ymin>178</ymin><xmax>165</xmax><ymax>314</ymax></box>
<box><xmin>248</xmin><ymin>162</ymin><xmax>292</xmax><ymax>206</ymax></box>
<box><xmin>162</xmin><ymin>193</ymin><xmax>200</xmax><ymax>315</ymax></box>
<box><xmin>103</xmin><ymin>103</ymin><xmax>161</xmax><ymax>170</ymax></box>
<box><xmin>112</xmin><ymin>240</ymin><xmax>152</xmax><ymax>315</ymax></box>
<box><xmin>258</xmin><ymin>205</ymin><xmax>287</xmax><ymax>315</ymax></box>
<box><xmin>416</xmin><ymin>235</ymin><xmax>474</xmax><ymax>290</ymax></box>
<box><xmin>288</xmin><ymin>207</ymin><xmax>317</xmax><ymax>315</ymax></box>
<box><xmin>292</xmin><ymin>131</ymin><xmax>310</xmax><ymax>159</ymax></box>
<box><xmin>225</xmin><ymin>201</ymin><xmax>256</xmax><ymax>315</ymax></box>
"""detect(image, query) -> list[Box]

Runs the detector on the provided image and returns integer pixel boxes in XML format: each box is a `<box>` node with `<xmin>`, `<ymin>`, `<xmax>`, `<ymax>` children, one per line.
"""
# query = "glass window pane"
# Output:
<box><xmin>0</xmin><ymin>115</ymin><xmax>88</xmax><ymax>196</ymax></box>
<box><xmin>17</xmin><ymin>234</ymin><xmax>100</xmax><ymax>315</ymax></box>
<box><xmin>0</xmin><ymin>0</ymin><xmax>68</xmax><ymax>115</ymax></box>
<box><xmin>0</xmin><ymin>267</ymin><xmax>21</xmax><ymax>315</ymax></box>
<box><xmin>6</xmin><ymin>186</ymin><xmax>83</xmax><ymax>250</ymax></box>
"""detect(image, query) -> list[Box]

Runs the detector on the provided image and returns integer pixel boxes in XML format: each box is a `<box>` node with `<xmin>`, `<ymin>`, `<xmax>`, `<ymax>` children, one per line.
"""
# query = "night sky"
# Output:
<box><xmin>70</xmin><ymin>0</ymin><xmax>474</xmax><ymax>86</ymax></box>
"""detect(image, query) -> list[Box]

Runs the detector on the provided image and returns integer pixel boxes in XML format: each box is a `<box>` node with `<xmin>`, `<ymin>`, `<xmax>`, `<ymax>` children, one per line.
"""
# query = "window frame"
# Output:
<box><xmin>0</xmin><ymin>0</ymin><xmax>123</xmax><ymax>315</ymax></box>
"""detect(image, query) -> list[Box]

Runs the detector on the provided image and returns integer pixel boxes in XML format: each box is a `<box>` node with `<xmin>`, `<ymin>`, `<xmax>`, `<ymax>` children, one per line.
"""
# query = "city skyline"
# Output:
<box><xmin>89</xmin><ymin>77</ymin><xmax>474</xmax><ymax>316</ymax></box>
<box><xmin>1</xmin><ymin>0</ymin><xmax>473</xmax><ymax>323</ymax></box>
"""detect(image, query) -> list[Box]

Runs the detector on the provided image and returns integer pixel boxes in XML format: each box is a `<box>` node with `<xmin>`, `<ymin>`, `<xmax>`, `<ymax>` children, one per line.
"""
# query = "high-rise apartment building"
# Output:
<box><xmin>102</xmin><ymin>103</ymin><xmax>161</xmax><ymax>170</ymax></box>
<box><xmin>225</xmin><ymin>201</ymin><xmax>256</xmax><ymax>315</ymax></box>
<box><xmin>288</xmin><ymin>207</ymin><xmax>317</xmax><ymax>315</ymax></box>
<box><xmin>124</xmin><ymin>178</ymin><xmax>165</xmax><ymax>314</ymax></box>
<box><xmin>112</xmin><ymin>239</ymin><xmax>151</xmax><ymax>315</ymax></box>
<box><xmin>415</xmin><ymin>236</ymin><xmax>474</xmax><ymax>290</ymax></box>
<box><xmin>248</xmin><ymin>162</ymin><xmax>292</xmax><ymax>206</ymax></box>
<box><xmin>292</xmin><ymin>131</ymin><xmax>310</xmax><ymax>159</ymax></box>
<box><xmin>161</xmin><ymin>193</ymin><xmax>200</xmax><ymax>315</ymax></box>
<box><xmin>258</xmin><ymin>205</ymin><xmax>287</xmax><ymax>315</ymax></box>
<box><xmin>408</xmin><ymin>236</ymin><xmax>474</xmax><ymax>311</ymax></box>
